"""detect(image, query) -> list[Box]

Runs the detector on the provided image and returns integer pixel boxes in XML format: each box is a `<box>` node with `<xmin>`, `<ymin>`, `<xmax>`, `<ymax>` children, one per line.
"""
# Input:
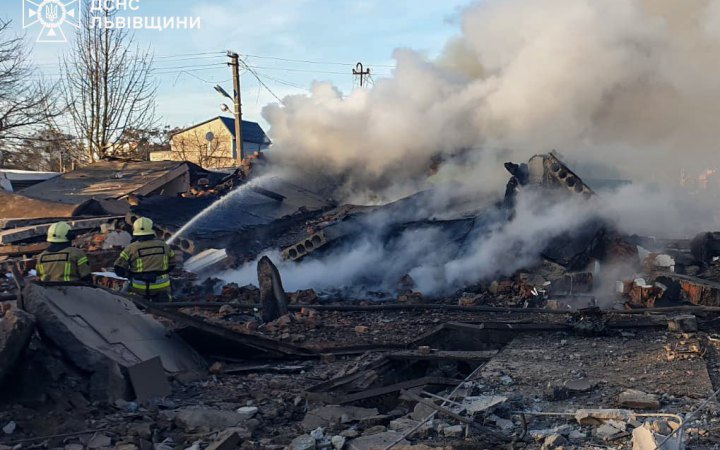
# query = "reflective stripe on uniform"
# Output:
<box><xmin>63</xmin><ymin>262</ymin><xmax>71</xmax><ymax>282</ymax></box>
<box><xmin>119</xmin><ymin>251</ymin><xmax>129</xmax><ymax>261</ymax></box>
<box><xmin>131</xmin><ymin>279</ymin><xmax>171</xmax><ymax>290</ymax></box>
<box><xmin>38</xmin><ymin>248</ymin><xmax>85</xmax><ymax>283</ymax></box>
<box><xmin>131</xmin><ymin>273</ymin><xmax>171</xmax><ymax>291</ymax></box>
<box><xmin>136</xmin><ymin>257</ymin><xmax>143</xmax><ymax>272</ymax></box>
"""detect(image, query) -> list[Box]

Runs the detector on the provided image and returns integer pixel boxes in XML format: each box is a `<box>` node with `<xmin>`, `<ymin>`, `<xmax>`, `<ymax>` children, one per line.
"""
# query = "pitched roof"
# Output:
<box><xmin>171</xmin><ymin>116</ymin><xmax>271</xmax><ymax>145</ymax></box>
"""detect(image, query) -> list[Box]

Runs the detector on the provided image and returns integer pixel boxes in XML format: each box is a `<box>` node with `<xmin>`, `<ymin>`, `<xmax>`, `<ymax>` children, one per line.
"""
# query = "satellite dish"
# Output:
<box><xmin>205</xmin><ymin>132</ymin><xmax>215</xmax><ymax>142</ymax></box>
<box><xmin>220</xmin><ymin>103</ymin><xmax>230</xmax><ymax>113</ymax></box>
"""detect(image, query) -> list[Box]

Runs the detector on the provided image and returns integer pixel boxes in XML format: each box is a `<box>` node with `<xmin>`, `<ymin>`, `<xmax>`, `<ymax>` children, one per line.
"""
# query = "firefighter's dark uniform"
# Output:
<box><xmin>114</xmin><ymin>218</ymin><xmax>175</xmax><ymax>299</ymax></box>
<box><xmin>37</xmin><ymin>245</ymin><xmax>92</xmax><ymax>283</ymax></box>
<box><xmin>36</xmin><ymin>221</ymin><xmax>92</xmax><ymax>285</ymax></box>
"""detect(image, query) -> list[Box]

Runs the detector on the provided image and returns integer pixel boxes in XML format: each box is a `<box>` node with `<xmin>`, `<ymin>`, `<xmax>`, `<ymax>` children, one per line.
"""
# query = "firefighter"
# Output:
<box><xmin>114</xmin><ymin>217</ymin><xmax>176</xmax><ymax>300</ymax></box>
<box><xmin>36</xmin><ymin>221</ymin><xmax>92</xmax><ymax>285</ymax></box>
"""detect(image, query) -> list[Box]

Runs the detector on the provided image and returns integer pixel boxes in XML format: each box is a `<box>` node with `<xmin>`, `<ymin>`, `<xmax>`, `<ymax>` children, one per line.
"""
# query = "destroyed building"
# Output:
<box><xmin>0</xmin><ymin>153</ymin><xmax>719</xmax><ymax>450</ymax></box>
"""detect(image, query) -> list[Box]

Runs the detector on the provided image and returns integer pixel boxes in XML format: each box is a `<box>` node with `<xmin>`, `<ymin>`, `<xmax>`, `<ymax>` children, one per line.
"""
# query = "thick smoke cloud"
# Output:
<box><xmin>264</xmin><ymin>0</ymin><xmax>720</xmax><ymax>201</ymax></box>
<box><xmin>218</xmin><ymin>0</ymin><xmax>720</xmax><ymax>297</ymax></box>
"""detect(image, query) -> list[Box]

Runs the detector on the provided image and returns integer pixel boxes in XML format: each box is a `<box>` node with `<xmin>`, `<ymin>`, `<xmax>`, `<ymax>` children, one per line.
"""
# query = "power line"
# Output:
<box><xmin>153</xmin><ymin>50</ymin><xmax>396</xmax><ymax>69</ymax></box>
<box><xmin>29</xmin><ymin>61</ymin><xmax>226</xmax><ymax>73</ymax></box>
<box><xmin>150</xmin><ymin>54</ymin><xmax>225</xmax><ymax>63</ymax></box>
<box><xmin>27</xmin><ymin>52</ymin><xmax>394</xmax><ymax>89</ymax></box>
<box><xmin>242</xmin><ymin>53</ymin><xmax>395</xmax><ymax>68</ymax></box>
<box><xmin>239</xmin><ymin>61</ymin><xmax>283</xmax><ymax>103</ymax></box>
<box><xmin>153</xmin><ymin>62</ymin><xmax>226</xmax><ymax>72</ymax></box>
<box><xmin>28</xmin><ymin>64</ymin><xmax>228</xmax><ymax>79</ymax></box>
<box><xmin>243</xmin><ymin>64</ymin><xmax>391</xmax><ymax>76</ymax></box>
<box><xmin>254</xmin><ymin>71</ymin><xmax>309</xmax><ymax>91</ymax></box>
<box><xmin>33</xmin><ymin>54</ymin><xmax>225</xmax><ymax>66</ymax></box>
<box><xmin>173</xmin><ymin>71</ymin><xmax>231</xmax><ymax>85</ymax></box>
<box><xmin>30</xmin><ymin>50</ymin><xmax>396</xmax><ymax>69</ymax></box>
<box><xmin>154</xmin><ymin>51</ymin><xmax>225</xmax><ymax>59</ymax></box>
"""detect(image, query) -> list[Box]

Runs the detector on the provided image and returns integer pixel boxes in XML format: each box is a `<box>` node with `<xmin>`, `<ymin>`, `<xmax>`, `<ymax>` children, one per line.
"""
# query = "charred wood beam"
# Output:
<box><xmin>318</xmin><ymin>344</ymin><xmax>408</xmax><ymax>355</ymax></box>
<box><xmin>152</xmin><ymin>301</ymin><xmax>720</xmax><ymax>315</ymax></box>
<box><xmin>0</xmin><ymin>242</ymin><xmax>49</xmax><ymax>256</ymax></box>
<box><xmin>307</xmin><ymin>377</ymin><xmax>461</xmax><ymax>404</ymax></box>
<box><xmin>155</xmin><ymin>302</ymin><xmax>576</xmax><ymax>314</ymax></box>
<box><xmin>131</xmin><ymin>298</ymin><xmax>315</xmax><ymax>358</ymax></box>
<box><xmin>0</xmin><ymin>216</ymin><xmax>123</xmax><ymax>245</ymax></box>
<box><xmin>385</xmin><ymin>350</ymin><xmax>498</xmax><ymax>362</ymax></box>
<box><xmin>444</xmin><ymin>321</ymin><xmax>663</xmax><ymax>334</ymax></box>
<box><xmin>306</xmin><ymin>357</ymin><xmax>393</xmax><ymax>394</ymax></box>
<box><xmin>221</xmin><ymin>363</ymin><xmax>308</xmax><ymax>375</ymax></box>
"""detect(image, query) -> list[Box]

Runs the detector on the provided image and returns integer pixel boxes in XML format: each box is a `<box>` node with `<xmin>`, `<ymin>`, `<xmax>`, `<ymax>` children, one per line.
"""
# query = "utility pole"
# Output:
<box><xmin>353</xmin><ymin>62</ymin><xmax>371</xmax><ymax>87</ymax></box>
<box><xmin>228</xmin><ymin>51</ymin><xmax>244</xmax><ymax>164</ymax></box>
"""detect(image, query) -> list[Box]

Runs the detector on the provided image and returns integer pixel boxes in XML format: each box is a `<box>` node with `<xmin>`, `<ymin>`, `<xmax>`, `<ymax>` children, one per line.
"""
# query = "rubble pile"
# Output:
<box><xmin>2</xmin><ymin>153</ymin><xmax>720</xmax><ymax>449</ymax></box>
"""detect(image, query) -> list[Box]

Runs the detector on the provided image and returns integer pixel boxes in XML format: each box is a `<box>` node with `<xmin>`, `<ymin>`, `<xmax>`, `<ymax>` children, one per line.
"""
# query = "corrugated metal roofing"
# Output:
<box><xmin>20</xmin><ymin>160</ymin><xmax>188</xmax><ymax>205</ymax></box>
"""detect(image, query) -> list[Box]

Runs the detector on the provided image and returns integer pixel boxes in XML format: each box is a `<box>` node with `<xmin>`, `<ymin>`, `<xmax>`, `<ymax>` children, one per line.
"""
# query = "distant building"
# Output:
<box><xmin>151</xmin><ymin>116</ymin><xmax>271</xmax><ymax>169</ymax></box>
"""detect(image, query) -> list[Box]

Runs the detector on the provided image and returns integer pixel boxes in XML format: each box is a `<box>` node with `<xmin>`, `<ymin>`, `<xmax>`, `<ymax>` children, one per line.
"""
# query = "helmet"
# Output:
<box><xmin>133</xmin><ymin>217</ymin><xmax>155</xmax><ymax>237</ymax></box>
<box><xmin>47</xmin><ymin>221</ymin><xmax>71</xmax><ymax>243</ymax></box>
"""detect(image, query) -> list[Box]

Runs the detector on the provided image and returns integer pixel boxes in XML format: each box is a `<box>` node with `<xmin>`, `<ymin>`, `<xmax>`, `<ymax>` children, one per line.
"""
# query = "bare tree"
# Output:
<box><xmin>1</xmin><ymin>127</ymin><xmax>79</xmax><ymax>172</ymax></box>
<box><xmin>170</xmin><ymin>129</ymin><xmax>232</xmax><ymax>168</ymax></box>
<box><xmin>110</xmin><ymin>125</ymin><xmax>171</xmax><ymax>161</ymax></box>
<box><xmin>0</xmin><ymin>19</ymin><xmax>59</xmax><ymax>146</ymax></box>
<box><xmin>60</xmin><ymin>4</ymin><xmax>157</xmax><ymax>162</ymax></box>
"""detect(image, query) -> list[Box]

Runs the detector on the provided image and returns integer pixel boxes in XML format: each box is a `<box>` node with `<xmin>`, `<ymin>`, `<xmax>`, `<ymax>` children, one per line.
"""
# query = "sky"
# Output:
<box><xmin>1</xmin><ymin>0</ymin><xmax>475</xmax><ymax>130</ymax></box>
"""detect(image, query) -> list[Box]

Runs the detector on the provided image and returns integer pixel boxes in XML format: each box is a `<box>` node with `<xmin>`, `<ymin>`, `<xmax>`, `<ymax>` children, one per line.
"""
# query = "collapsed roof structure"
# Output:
<box><xmin>19</xmin><ymin>160</ymin><xmax>192</xmax><ymax>206</ymax></box>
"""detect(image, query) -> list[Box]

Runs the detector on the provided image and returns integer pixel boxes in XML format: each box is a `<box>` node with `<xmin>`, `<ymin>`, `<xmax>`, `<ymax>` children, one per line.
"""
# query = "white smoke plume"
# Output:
<box><xmin>218</xmin><ymin>0</ymin><xmax>720</xmax><ymax>297</ymax></box>
<box><xmin>219</xmin><ymin>184</ymin><xmax>720</xmax><ymax>296</ymax></box>
<box><xmin>264</xmin><ymin>0</ymin><xmax>720</xmax><ymax>201</ymax></box>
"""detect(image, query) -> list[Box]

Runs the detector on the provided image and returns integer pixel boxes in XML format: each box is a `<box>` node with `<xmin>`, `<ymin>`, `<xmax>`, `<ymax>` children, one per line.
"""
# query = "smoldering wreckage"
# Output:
<box><xmin>1</xmin><ymin>154</ymin><xmax>720</xmax><ymax>450</ymax></box>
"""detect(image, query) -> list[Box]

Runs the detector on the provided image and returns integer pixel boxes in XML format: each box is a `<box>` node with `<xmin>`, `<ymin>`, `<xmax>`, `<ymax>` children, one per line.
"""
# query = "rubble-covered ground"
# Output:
<box><xmin>1</xmin><ymin>302</ymin><xmax>720</xmax><ymax>450</ymax></box>
<box><xmin>3</xmin><ymin>154</ymin><xmax>720</xmax><ymax>450</ymax></box>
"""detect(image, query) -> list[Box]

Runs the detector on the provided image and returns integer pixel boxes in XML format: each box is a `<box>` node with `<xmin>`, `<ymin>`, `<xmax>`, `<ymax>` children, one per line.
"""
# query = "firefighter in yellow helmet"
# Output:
<box><xmin>113</xmin><ymin>217</ymin><xmax>176</xmax><ymax>300</ymax></box>
<box><xmin>36</xmin><ymin>221</ymin><xmax>92</xmax><ymax>285</ymax></box>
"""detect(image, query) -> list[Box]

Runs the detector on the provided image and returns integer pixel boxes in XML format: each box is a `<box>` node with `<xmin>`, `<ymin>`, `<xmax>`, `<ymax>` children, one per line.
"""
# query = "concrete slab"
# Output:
<box><xmin>25</xmin><ymin>284</ymin><xmax>204</xmax><ymax>372</ymax></box>
<box><xmin>127</xmin><ymin>357</ymin><xmax>172</xmax><ymax>402</ymax></box>
<box><xmin>184</xmin><ymin>249</ymin><xmax>230</xmax><ymax>275</ymax></box>
<box><xmin>22</xmin><ymin>283</ymin><xmax>204</xmax><ymax>400</ymax></box>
